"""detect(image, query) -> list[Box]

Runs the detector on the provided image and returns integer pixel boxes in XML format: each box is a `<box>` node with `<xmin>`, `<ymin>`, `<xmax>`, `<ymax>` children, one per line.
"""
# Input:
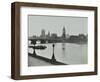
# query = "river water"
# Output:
<box><xmin>28</xmin><ymin>43</ymin><xmax>87</xmax><ymax>65</ymax></box>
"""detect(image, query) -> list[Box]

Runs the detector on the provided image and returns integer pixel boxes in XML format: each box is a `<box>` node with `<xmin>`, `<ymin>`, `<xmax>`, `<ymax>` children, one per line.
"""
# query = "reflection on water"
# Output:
<box><xmin>28</xmin><ymin>43</ymin><xmax>88</xmax><ymax>65</ymax></box>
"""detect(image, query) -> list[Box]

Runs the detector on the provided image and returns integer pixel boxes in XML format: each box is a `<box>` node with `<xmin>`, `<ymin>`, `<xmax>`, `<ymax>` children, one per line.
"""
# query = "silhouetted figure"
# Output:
<box><xmin>51</xmin><ymin>44</ymin><xmax>56</xmax><ymax>63</ymax></box>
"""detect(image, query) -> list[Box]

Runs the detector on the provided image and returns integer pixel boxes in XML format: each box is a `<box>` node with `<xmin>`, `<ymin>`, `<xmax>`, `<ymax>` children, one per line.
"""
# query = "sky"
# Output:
<box><xmin>28</xmin><ymin>15</ymin><xmax>88</xmax><ymax>37</ymax></box>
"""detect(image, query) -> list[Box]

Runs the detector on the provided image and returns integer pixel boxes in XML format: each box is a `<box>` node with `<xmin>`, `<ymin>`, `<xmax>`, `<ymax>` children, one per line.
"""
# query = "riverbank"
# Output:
<box><xmin>28</xmin><ymin>55</ymin><xmax>53</xmax><ymax>66</ymax></box>
<box><xmin>28</xmin><ymin>53</ymin><xmax>67</xmax><ymax>66</ymax></box>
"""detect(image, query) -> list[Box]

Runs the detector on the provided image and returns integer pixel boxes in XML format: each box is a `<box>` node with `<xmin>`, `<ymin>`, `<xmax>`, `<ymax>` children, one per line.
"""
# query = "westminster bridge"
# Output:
<box><xmin>28</xmin><ymin>37</ymin><xmax>66</xmax><ymax>44</ymax></box>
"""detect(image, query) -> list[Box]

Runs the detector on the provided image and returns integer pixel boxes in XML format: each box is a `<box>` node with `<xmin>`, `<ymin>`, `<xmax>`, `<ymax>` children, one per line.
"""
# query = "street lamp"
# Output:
<box><xmin>51</xmin><ymin>43</ymin><xmax>56</xmax><ymax>63</ymax></box>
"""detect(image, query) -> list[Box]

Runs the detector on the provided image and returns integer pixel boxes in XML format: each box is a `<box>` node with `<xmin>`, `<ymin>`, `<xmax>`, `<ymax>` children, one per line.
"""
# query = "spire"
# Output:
<box><xmin>62</xmin><ymin>26</ymin><xmax>66</xmax><ymax>38</ymax></box>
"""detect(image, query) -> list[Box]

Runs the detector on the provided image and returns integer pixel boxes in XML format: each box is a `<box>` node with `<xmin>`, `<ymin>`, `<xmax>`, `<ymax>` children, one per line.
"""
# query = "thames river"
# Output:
<box><xmin>28</xmin><ymin>42</ymin><xmax>87</xmax><ymax>65</ymax></box>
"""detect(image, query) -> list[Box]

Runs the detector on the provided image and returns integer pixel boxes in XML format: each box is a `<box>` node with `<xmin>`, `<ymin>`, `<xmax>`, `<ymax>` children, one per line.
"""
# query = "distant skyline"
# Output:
<box><xmin>28</xmin><ymin>15</ymin><xmax>88</xmax><ymax>37</ymax></box>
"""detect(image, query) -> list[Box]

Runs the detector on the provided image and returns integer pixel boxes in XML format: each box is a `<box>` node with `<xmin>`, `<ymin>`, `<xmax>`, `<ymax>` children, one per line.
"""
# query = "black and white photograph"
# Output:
<box><xmin>11</xmin><ymin>2</ymin><xmax>97</xmax><ymax>79</ymax></box>
<box><xmin>28</xmin><ymin>15</ymin><xmax>88</xmax><ymax>66</ymax></box>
